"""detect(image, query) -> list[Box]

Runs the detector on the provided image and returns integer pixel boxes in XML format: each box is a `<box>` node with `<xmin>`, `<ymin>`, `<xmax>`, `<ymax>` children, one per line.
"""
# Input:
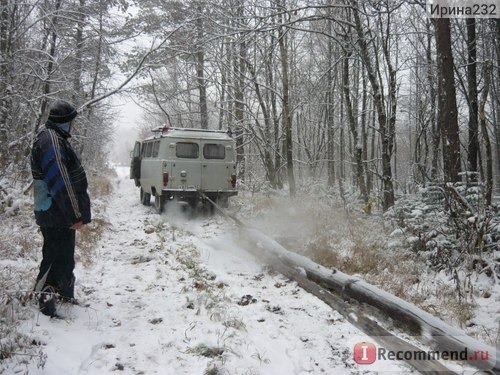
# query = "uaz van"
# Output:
<box><xmin>130</xmin><ymin>127</ymin><xmax>237</xmax><ymax>213</ymax></box>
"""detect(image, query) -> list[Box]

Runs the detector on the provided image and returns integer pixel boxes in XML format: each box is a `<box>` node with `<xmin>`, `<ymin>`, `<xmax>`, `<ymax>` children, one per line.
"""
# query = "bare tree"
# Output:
<box><xmin>349</xmin><ymin>0</ymin><xmax>396</xmax><ymax>210</ymax></box>
<box><xmin>480</xmin><ymin>61</ymin><xmax>493</xmax><ymax>205</ymax></box>
<box><xmin>466</xmin><ymin>18</ymin><xmax>479</xmax><ymax>176</ymax></box>
<box><xmin>278</xmin><ymin>0</ymin><xmax>296</xmax><ymax>197</ymax></box>
<box><xmin>195</xmin><ymin>2</ymin><xmax>208</xmax><ymax>129</ymax></box>
<box><xmin>342</xmin><ymin>33</ymin><xmax>367</xmax><ymax>202</ymax></box>
<box><xmin>435</xmin><ymin>18</ymin><xmax>461</xmax><ymax>183</ymax></box>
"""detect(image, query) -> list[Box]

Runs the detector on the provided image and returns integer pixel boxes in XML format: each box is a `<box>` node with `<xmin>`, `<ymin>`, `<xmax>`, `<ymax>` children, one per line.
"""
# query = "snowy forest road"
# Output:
<box><xmin>16</xmin><ymin>167</ymin><xmax>488</xmax><ymax>375</ymax></box>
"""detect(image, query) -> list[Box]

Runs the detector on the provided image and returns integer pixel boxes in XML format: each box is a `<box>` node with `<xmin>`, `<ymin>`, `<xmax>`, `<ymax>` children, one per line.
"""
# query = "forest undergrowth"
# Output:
<box><xmin>232</xmin><ymin>183</ymin><xmax>500</xmax><ymax>347</ymax></box>
<box><xmin>0</xmin><ymin>170</ymin><xmax>113</xmax><ymax>368</ymax></box>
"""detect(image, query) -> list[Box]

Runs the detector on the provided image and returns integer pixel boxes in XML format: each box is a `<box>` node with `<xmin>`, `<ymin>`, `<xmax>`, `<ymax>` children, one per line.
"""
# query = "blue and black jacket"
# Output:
<box><xmin>31</xmin><ymin>121</ymin><xmax>91</xmax><ymax>227</ymax></box>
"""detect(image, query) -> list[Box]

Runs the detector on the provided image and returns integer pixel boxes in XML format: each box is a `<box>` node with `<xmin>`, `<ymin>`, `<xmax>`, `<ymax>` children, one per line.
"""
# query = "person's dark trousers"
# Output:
<box><xmin>36</xmin><ymin>227</ymin><xmax>76</xmax><ymax>301</ymax></box>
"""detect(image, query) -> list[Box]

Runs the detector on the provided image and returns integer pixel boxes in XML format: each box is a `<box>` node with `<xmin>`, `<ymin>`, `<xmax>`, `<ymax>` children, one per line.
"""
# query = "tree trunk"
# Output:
<box><xmin>367</xmin><ymin>97</ymin><xmax>376</xmax><ymax>194</ymax></box>
<box><xmin>270</xmin><ymin>36</ymin><xmax>283</xmax><ymax>189</ymax></box>
<box><xmin>246</xmin><ymin>59</ymin><xmax>278</xmax><ymax>187</ymax></box>
<box><xmin>466</xmin><ymin>18</ymin><xmax>479</xmax><ymax>177</ymax></box>
<box><xmin>361</xmin><ymin>69</ymin><xmax>369</xmax><ymax>194</ymax></box>
<box><xmin>233</xmin><ymin>2</ymin><xmax>246</xmax><ymax>179</ymax></box>
<box><xmin>480</xmin><ymin>61</ymin><xmax>493</xmax><ymax>205</ymax></box>
<box><xmin>493</xmin><ymin>20</ymin><xmax>500</xmax><ymax>192</ymax></box>
<box><xmin>428</xmin><ymin>20</ymin><xmax>440</xmax><ymax>182</ymax></box>
<box><xmin>339</xmin><ymin>83</ymin><xmax>345</xmax><ymax>191</ymax></box>
<box><xmin>238</xmin><ymin>226</ymin><xmax>498</xmax><ymax>374</ymax></box>
<box><xmin>74</xmin><ymin>0</ymin><xmax>87</xmax><ymax>157</ymax></box>
<box><xmin>0</xmin><ymin>0</ymin><xmax>12</xmax><ymax>166</ymax></box>
<box><xmin>278</xmin><ymin>0</ymin><xmax>296</xmax><ymax>198</ymax></box>
<box><xmin>435</xmin><ymin>18</ymin><xmax>461</xmax><ymax>183</ymax></box>
<box><xmin>35</xmin><ymin>0</ymin><xmax>62</xmax><ymax>133</ymax></box>
<box><xmin>327</xmin><ymin>18</ymin><xmax>335</xmax><ymax>187</ymax></box>
<box><xmin>350</xmin><ymin>0</ymin><xmax>394</xmax><ymax>210</ymax></box>
<box><xmin>218</xmin><ymin>36</ymin><xmax>227</xmax><ymax>130</ymax></box>
<box><xmin>343</xmin><ymin>45</ymin><xmax>367</xmax><ymax>202</ymax></box>
<box><xmin>196</xmin><ymin>4</ymin><xmax>208</xmax><ymax>129</ymax></box>
<box><xmin>265</xmin><ymin>12</ymin><xmax>282</xmax><ymax>189</ymax></box>
<box><xmin>72</xmin><ymin>0</ymin><xmax>86</xmax><ymax>106</ymax></box>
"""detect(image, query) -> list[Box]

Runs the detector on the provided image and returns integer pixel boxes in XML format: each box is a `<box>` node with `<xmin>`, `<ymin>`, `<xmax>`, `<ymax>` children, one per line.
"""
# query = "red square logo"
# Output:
<box><xmin>353</xmin><ymin>342</ymin><xmax>377</xmax><ymax>364</ymax></box>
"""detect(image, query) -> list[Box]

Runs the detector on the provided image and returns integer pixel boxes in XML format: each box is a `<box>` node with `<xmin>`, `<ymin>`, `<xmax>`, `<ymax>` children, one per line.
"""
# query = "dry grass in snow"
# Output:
<box><xmin>232</xmin><ymin>191</ymin><xmax>494</xmax><ymax>345</ymax></box>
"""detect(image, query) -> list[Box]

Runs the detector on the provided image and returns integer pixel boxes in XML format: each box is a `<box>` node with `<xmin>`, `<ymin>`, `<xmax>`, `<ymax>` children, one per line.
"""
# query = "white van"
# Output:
<box><xmin>130</xmin><ymin>127</ymin><xmax>237</xmax><ymax>213</ymax></box>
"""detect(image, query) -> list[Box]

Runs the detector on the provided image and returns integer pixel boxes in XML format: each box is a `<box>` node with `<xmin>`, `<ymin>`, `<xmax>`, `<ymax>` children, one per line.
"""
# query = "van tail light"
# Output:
<box><xmin>231</xmin><ymin>174</ymin><xmax>236</xmax><ymax>188</ymax></box>
<box><xmin>163</xmin><ymin>172</ymin><xmax>169</xmax><ymax>187</ymax></box>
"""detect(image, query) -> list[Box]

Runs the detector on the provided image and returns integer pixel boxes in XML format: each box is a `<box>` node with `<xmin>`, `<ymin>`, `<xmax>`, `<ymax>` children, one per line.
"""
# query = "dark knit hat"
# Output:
<box><xmin>48</xmin><ymin>100</ymin><xmax>78</xmax><ymax>124</ymax></box>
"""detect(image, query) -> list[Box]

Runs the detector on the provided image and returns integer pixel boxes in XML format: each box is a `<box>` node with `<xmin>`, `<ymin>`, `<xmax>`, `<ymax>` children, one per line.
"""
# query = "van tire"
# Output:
<box><xmin>140</xmin><ymin>188</ymin><xmax>151</xmax><ymax>206</ymax></box>
<box><xmin>154</xmin><ymin>194</ymin><xmax>165</xmax><ymax>213</ymax></box>
<box><xmin>187</xmin><ymin>199</ymin><xmax>198</xmax><ymax>210</ymax></box>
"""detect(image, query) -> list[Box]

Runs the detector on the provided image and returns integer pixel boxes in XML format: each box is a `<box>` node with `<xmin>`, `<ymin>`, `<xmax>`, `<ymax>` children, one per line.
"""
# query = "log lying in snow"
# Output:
<box><xmin>259</xmin><ymin>250</ymin><xmax>457</xmax><ymax>374</ymax></box>
<box><xmin>239</xmin><ymin>227</ymin><xmax>499</xmax><ymax>374</ymax></box>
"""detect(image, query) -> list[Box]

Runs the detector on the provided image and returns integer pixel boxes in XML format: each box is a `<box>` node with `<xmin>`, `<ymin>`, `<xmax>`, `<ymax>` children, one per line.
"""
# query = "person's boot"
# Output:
<box><xmin>59</xmin><ymin>276</ymin><xmax>80</xmax><ymax>305</ymax></box>
<box><xmin>38</xmin><ymin>286</ymin><xmax>57</xmax><ymax>317</ymax></box>
<box><xmin>60</xmin><ymin>296</ymin><xmax>80</xmax><ymax>305</ymax></box>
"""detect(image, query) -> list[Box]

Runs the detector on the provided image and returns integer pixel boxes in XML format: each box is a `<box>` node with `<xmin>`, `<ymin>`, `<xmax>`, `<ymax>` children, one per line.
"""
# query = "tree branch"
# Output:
<box><xmin>78</xmin><ymin>25</ymin><xmax>184</xmax><ymax>112</ymax></box>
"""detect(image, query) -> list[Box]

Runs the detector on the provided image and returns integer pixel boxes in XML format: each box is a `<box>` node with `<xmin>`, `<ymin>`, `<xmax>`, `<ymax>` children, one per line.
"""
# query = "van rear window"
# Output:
<box><xmin>152</xmin><ymin>141</ymin><xmax>160</xmax><ymax>157</ymax></box>
<box><xmin>145</xmin><ymin>142</ymin><xmax>153</xmax><ymax>157</ymax></box>
<box><xmin>203</xmin><ymin>144</ymin><xmax>225</xmax><ymax>159</ymax></box>
<box><xmin>176</xmin><ymin>142</ymin><xmax>199</xmax><ymax>158</ymax></box>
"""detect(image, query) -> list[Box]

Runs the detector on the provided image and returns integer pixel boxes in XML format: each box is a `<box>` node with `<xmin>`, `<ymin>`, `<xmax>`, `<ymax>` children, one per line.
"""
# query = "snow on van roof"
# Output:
<box><xmin>145</xmin><ymin>127</ymin><xmax>234</xmax><ymax>141</ymax></box>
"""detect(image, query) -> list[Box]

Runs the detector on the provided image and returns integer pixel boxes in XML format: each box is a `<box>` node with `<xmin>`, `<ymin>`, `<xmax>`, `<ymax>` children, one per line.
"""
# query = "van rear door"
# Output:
<box><xmin>201</xmin><ymin>142</ymin><xmax>232</xmax><ymax>191</ymax></box>
<box><xmin>171</xmin><ymin>141</ymin><xmax>202</xmax><ymax>190</ymax></box>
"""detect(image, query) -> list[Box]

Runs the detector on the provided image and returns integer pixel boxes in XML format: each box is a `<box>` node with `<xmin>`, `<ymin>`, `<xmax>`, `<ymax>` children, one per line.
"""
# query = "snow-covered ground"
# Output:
<box><xmin>4</xmin><ymin>167</ymin><xmax>491</xmax><ymax>374</ymax></box>
<box><xmin>5</xmin><ymin>167</ymin><xmax>421</xmax><ymax>375</ymax></box>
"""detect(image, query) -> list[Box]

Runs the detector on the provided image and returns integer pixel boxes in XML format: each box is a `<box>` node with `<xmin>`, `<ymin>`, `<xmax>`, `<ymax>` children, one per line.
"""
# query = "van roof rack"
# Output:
<box><xmin>151</xmin><ymin>126</ymin><xmax>232</xmax><ymax>135</ymax></box>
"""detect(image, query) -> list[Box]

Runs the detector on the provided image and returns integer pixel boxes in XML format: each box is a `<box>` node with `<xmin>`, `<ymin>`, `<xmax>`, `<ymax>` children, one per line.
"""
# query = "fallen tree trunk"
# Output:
<box><xmin>240</xmin><ymin>227</ymin><xmax>498</xmax><ymax>373</ymax></box>
<box><xmin>200</xmin><ymin>192</ymin><xmax>498</xmax><ymax>373</ymax></box>
<box><xmin>250</xmin><ymin>244</ymin><xmax>457</xmax><ymax>374</ymax></box>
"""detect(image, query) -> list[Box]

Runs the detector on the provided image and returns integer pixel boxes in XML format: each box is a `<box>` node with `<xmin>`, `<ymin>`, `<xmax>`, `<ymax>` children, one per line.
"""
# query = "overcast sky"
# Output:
<box><xmin>110</xmin><ymin>94</ymin><xmax>142</xmax><ymax>165</ymax></box>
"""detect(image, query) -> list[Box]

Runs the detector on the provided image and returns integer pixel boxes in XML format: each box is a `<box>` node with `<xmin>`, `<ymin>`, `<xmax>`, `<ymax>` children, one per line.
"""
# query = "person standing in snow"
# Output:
<box><xmin>31</xmin><ymin>100</ymin><xmax>91</xmax><ymax>317</ymax></box>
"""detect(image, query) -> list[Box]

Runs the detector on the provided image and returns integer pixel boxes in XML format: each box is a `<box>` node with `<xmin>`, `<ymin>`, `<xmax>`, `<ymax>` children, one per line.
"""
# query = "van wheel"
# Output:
<box><xmin>187</xmin><ymin>199</ymin><xmax>198</xmax><ymax>210</ymax></box>
<box><xmin>154</xmin><ymin>194</ymin><xmax>165</xmax><ymax>213</ymax></box>
<box><xmin>140</xmin><ymin>188</ymin><xmax>151</xmax><ymax>206</ymax></box>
